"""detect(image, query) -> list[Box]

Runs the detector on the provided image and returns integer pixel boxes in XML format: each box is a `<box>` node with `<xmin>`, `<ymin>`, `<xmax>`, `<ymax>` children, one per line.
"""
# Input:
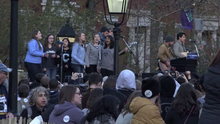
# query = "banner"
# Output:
<box><xmin>181</xmin><ymin>8</ymin><xmax>193</xmax><ymax>30</ymax></box>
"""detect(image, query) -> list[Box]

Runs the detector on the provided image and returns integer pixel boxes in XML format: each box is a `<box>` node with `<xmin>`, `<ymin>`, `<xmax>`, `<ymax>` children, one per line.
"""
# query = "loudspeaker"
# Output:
<box><xmin>194</xmin><ymin>18</ymin><xmax>203</xmax><ymax>31</ymax></box>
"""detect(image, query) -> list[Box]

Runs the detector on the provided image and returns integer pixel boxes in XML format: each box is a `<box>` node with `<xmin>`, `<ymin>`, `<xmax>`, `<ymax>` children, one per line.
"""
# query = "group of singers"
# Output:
<box><xmin>24</xmin><ymin>26</ymin><xmax>128</xmax><ymax>83</ymax></box>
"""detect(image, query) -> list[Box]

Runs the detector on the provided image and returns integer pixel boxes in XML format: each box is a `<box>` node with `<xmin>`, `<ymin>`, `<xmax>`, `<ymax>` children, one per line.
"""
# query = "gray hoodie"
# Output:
<box><xmin>48</xmin><ymin>101</ymin><xmax>84</xmax><ymax>124</ymax></box>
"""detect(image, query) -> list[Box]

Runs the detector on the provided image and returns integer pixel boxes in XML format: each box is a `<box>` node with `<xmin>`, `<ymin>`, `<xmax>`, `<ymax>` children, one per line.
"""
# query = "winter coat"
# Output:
<box><xmin>129</xmin><ymin>97</ymin><xmax>165</xmax><ymax>124</ymax></box>
<box><xmin>48</xmin><ymin>90</ymin><xmax>59</xmax><ymax>105</ymax></box>
<box><xmin>199</xmin><ymin>64</ymin><xmax>220</xmax><ymax>124</ymax></box>
<box><xmin>165</xmin><ymin>107</ymin><xmax>199</xmax><ymax>124</ymax></box>
<box><xmin>49</xmin><ymin>101</ymin><xmax>84</xmax><ymax>124</ymax></box>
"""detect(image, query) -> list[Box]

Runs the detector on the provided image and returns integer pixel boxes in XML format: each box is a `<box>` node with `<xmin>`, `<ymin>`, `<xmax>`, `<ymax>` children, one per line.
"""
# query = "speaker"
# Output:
<box><xmin>194</xmin><ymin>18</ymin><xmax>203</xmax><ymax>31</ymax></box>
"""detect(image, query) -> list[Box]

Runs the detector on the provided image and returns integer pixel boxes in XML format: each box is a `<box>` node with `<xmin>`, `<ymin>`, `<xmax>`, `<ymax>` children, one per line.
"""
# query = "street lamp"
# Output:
<box><xmin>103</xmin><ymin>0</ymin><xmax>132</xmax><ymax>75</ymax></box>
<box><xmin>57</xmin><ymin>19</ymin><xmax>75</xmax><ymax>83</ymax></box>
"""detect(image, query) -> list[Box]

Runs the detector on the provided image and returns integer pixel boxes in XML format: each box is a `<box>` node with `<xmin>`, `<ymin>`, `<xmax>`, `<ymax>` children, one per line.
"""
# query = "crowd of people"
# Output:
<box><xmin>0</xmin><ymin>27</ymin><xmax>219</xmax><ymax>124</ymax></box>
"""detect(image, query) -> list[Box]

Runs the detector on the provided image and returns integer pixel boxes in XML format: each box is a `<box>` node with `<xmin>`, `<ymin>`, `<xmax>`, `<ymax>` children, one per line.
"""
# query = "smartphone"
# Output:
<box><xmin>78</xmin><ymin>73</ymin><xmax>83</xmax><ymax>78</ymax></box>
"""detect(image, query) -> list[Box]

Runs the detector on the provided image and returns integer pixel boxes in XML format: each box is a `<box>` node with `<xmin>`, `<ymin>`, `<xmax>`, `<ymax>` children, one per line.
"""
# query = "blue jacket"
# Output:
<box><xmin>25</xmin><ymin>39</ymin><xmax>44</xmax><ymax>64</ymax></box>
<box><xmin>71</xmin><ymin>43</ymin><xmax>85</xmax><ymax>65</ymax></box>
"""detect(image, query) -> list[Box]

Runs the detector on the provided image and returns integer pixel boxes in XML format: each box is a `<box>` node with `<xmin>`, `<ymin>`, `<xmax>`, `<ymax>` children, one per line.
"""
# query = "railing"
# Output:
<box><xmin>0</xmin><ymin>117</ymin><xmax>49</xmax><ymax>124</ymax></box>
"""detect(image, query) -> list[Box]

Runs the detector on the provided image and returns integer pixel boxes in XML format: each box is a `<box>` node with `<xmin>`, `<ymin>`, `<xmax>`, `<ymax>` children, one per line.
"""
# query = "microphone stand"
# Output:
<box><xmin>60</xmin><ymin>43</ymin><xmax>64</xmax><ymax>83</ymax></box>
<box><xmin>121</xmin><ymin>36</ymin><xmax>136</xmax><ymax>59</ymax></box>
<box><xmin>193</xmin><ymin>41</ymin><xmax>200</xmax><ymax>60</ymax></box>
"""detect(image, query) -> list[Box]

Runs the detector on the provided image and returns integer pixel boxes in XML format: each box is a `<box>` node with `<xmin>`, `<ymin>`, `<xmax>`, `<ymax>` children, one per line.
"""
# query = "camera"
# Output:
<box><xmin>78</xmin><ymin>73</ymin><xmax>83</xmax><ymax>78</ymax></box>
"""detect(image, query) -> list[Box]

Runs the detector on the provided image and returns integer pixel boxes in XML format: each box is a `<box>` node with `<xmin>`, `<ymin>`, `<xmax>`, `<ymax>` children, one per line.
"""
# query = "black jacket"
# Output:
<box><xmin>165</xmin><ymin>108</ymin><xmax>199</xmax><ymax>124</ymax></box>
<box><xmin>48</xmin><ymin>90</ymin><xmax>59</xmax><ymax>105</ymax></box>
<box><xmin>199</xmin><ymin>64</ymin><xmax>220</xmax><ymax>124</ymax></box>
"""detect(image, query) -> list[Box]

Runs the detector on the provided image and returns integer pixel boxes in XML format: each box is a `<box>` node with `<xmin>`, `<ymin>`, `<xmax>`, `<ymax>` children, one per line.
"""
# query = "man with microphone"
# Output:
<box><xmin>173</xmin><ymin>32</ymin><xmax>188</xmax><ymax>58</ymax></box>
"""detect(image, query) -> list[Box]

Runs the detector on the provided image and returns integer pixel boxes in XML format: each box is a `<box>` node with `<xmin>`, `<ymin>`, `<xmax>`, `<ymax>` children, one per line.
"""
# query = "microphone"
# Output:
<box><xmin>120</xmin><ymin>35</ymin><xmax>125</xmax><ymax>38</ymax></box>
<box><xmin>189</xmin><ymin>39</ymin><xmax>197</xmax><ymax>43</ymax></box>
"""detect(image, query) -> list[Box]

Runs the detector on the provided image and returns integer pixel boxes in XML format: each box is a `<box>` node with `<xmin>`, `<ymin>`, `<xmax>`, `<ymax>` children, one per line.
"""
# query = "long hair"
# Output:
<box><xmin>86</xmin><ymin>95</ymin><xmax>120</xmax><ymax>122</ymax></box>
<box><xmin>44</xmin><ymin>34</ymin><xmax>54</xmax><ymax>49</ymax></box>
<box><xmin>86</xmin><ymin>88</ymin><xmax>103</xmax><ymax>108</ymax></box>
<box><xmin>209</xmin><ymin>49</ymin><xmax>220</xmax><ymax>67</ymax></box>
<box><xmin>91</xmin><ymin>33</ymin><xmax>100</xmax><ymax>45</ymax></box>
<box><xmin>104</xmin><ymin>35</ymin><xmax>114</xmax><ymax>49</ymax></box>
<box><xmin>172</xmin><ymin>83</ymin><xmax>200</xmax><ymax>117</ymax></box>
<box><xmin>30</xmin><ymin>30</ymin><xmax>42</xmax><ymax>50</ymax></box>
<box><xmin>121</xmin><ymin>90</ymin><xmax>141</xmax><ymax>117</ymax></box>
<box><xmin>62</xmin><ymin>38</ymin><xmax>71</xmax><ymax>49</ymax></box>
<box><xmin>59</xmin><ymin>85</ymin><xmax>78</xmax><ymax>104</ymax></box>
<box><xmin>29</xmin><ymin>86</ymin><xmax>49</xmax><ymax>106</ymax></box>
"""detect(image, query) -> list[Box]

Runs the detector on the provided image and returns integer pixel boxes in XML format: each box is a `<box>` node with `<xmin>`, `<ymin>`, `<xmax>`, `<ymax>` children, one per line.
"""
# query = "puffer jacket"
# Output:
<box><xmin>129</xmin><ymin>97</ymin><xmax>165</xmax><ymax>124</ymax></box>
<box><xmin>199</xmin><ymin>64</ymin><xmax>220</xmax><ymax>124</ymax></box>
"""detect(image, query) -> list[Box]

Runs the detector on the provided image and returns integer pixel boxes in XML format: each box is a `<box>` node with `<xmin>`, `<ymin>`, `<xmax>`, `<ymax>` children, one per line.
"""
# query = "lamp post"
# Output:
<box><xmin>103</xmin><ymin>0</ymin><xmax>132</xmax><ymax>75</ymax></box>
<box><xmin>57</xmin><ymin>19</ymin><xmax>75</xmax><ymax>83</ymax></box>
<box><xmin>9</xmin><ymin>0</ymin><xmax>19</xmax><ymax>114</ymax></box>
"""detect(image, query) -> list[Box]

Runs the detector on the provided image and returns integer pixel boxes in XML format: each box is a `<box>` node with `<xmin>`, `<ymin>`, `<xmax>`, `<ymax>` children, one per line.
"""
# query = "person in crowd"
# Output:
<box><xmin>157</xmin><ymin>34</ymin><xmax>175</xmax><ymax>72</ymax></box>
<box><xmin>165</xmin><ymin>83</ymin><xmax>200</xmax><ymax>124</ymax></box>
<box><xmin>57</xmin><ymin>38</ymin><xmax>72</xmax><ymax>82</ymax></box>
<box><xmin>82</xmin><ymin>88</ymin><xmax>103</xmax><ymax>115</ymax></box>
<box><xmin>20</xmin><ymin>86</ymin><xmax>49</xmax><ymax>121</ymax></box>
<box><xmin>159</xmin><ymin>76</ymin><xmax>176</xmax><ymax>120</ymax></box>
<box><xmin>40</xmin><ymin>76</ymin><xmax>50</xmax><ymax>89</ymax></box>
<box><xmin>189</xmin><ymin>78</ymin><xmax>203</xmax><ymax>99</ymax></box>
<box><xmin>102</xmin><ymin>76</ymin><xmax>117</xmax><ymax>89</ymax></box>
<box><xmin>85</xmin><ymin>33</ymin><xmax>100</xmax><ymax>74</ymax></box>
<box><xmin>81</xmin><ymin>95</ymin><xmax>120</xmax><ymax>124</ymax></box>
<box><xmin>103</xmin><ymin>76</ymin><xmax>127</xmax><ymax>113</ymax></box>
<box><xmin>48</xmin><ymin>79</ymin><xmax>59</xmax><ymax>105</ymax></box>
<box><xmin>29</xmin><ymin>73</ymin><xmax>45</xmax><ymax>90</ymax></box>
<box><xmin>17</xmin><ymin>84</ymin><xmax>30</xmax><ymax>115</ymax></box>
<box><xmin>98</xmin><ymin>35</ymin><xmax>114</xmax><ymax>77</ymax></box>
<box><xmin>98</xmin><ymin>26</ymin><xmax>109</xmax><ymax>46</ymax></box>
<box><xmin>71</xmin><ymin>32</ymin><xmax>86</xmax><ymax>84</ymax></box>
<box><xmin>42</xmin><ymin>34</ymin><xmax>59</xmax><ymax>80</ymax></box>
<box><xmin>0</xmin><ymin>63</ymin><xmax>14</xmax><ymax>119</ymax></box>
<box><xmin>116</xmin><ymin>90</ymin><xmax>142</xmax><ymax>124</ymax></box>
<box><xmin>18</xmin><ymin>78</ymin><xmax>30</xmax><ymax>87</ymax></box>
<box><xmin>24</xmin><ymin>30</ymin><xmax>48</xmax><ymax>82</ymax></box>
<box><xmin>173</xmin><ymin>32</ymin><xmax>187</xmax><ymax>58</ymax></box>
<box><xmin>116</xmin><ymin>69</ymin><xmax>136</xmax><ymax>98</ymax></box>
<box><xmin>82</xmin><ymin>73</ymin><xmax>102</xmax><ymax>109</ymax></box>
<box><xmin>49</xmin><ymin>85</ymin><xmax>84</xmax><ymax>124</ymax></box>
<box><xmin>129</xmin><ymin>78</ymin><xmax>165</xmax><ymax>124</ymax></box>
<box><xmin>199</xmin><ymin>49</ymin><xmax>220</xmax><ymax>124</ymax></box>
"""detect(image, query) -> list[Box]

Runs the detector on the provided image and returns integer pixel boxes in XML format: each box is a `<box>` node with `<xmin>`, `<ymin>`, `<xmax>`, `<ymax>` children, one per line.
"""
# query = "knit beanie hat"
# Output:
<box><xmin>159</xmin><ymin>76</ymin><xmax>176</xmax><ymax>97</ymax></box>
<box><xmin>142</xmin><ymin>78</ymin><xmax>160</xmax><ymax>98</ymax></box>
<box><xmin>165</xmin><ymin>34</ymin><xmax>174</xmax><ymax>42</ymax></box>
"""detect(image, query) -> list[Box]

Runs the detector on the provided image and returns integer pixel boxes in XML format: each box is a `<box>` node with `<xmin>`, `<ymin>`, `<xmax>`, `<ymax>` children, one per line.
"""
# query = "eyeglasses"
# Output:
<box><xmin>75</xmin><ymin>92</ymin><xmax>82</xmax><ymax>95</ymax></box>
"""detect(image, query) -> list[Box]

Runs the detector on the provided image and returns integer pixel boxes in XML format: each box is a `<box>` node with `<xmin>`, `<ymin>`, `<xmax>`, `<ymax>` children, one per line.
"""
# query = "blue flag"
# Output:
<box><xmin>181</xmin><ymin>9</ymin><xmax>193</xmax><ymax>30</ymax></box>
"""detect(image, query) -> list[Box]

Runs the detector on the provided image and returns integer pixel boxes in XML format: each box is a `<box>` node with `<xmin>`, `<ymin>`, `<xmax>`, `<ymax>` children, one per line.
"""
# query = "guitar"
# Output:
<box><xmin>118</xmin><ymin>42</ymin><xmax>137</xmax><ymax>55</ymax></box>
<box><xmin>158</xmin><ymin>58</ymin><xmax>171</xmax><ymax>73</ymax></box>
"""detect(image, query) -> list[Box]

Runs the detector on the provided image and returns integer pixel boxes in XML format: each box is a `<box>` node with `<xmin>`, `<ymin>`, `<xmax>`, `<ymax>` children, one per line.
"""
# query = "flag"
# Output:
<box><xmin>181</xmin><ymin>8</ymin><xmax>193</xmax><ymax>30</ymax></box>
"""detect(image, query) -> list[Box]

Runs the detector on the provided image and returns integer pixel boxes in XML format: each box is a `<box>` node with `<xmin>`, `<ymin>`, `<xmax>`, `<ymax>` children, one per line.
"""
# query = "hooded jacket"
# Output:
<box><xmin>129</xmin><ymin>97</ymin><xmax>165</xmax><ymax>124</ymax></box>
<box><xmin>49</xmin><ymin>101</ymin><xmax>84</xmax><ymax>124</ymax></box>
<box><xmin>116</xmin><ymin>70</ymin><xmax>136</xmax><ymax>98</ymax></box>
<box><xmin>48</xmin><ymin>90</ymin><xmax>59</xmax><ymax>105</ymax></box>
<box><xmin>199</xmin><ymin>64</ymin><xmax>220</xmax><ymax>124</ymax></box>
